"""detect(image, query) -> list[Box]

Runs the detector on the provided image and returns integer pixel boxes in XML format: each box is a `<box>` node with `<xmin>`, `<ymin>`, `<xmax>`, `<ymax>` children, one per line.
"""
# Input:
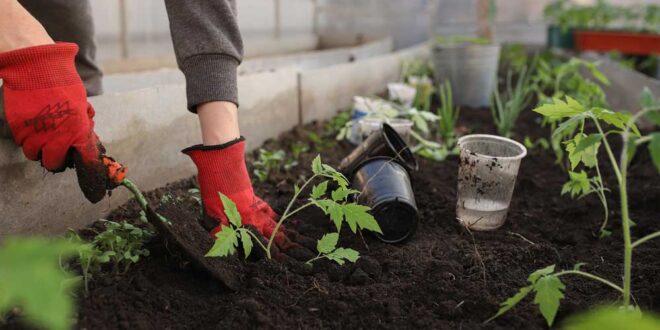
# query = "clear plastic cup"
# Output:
<box><xmin>455</xmin><ymin>134</ymin><xmax>527</xmax><ymax>231</ymax></box>
<box><xmin>387</xmin><ymin>83</ymin><xmax>417</xmax><ymax>108</ymax></box>
<box><xmin>359</xmin><ymin>118</ymin><xmax>414</xmax><ymax>142</ymax></box>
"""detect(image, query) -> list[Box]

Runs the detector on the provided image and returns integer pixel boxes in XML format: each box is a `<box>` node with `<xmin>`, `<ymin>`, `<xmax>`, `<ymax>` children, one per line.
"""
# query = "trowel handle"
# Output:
<box><xmin>102</xmin><ymin>155</ymin><xmax>128</xmax><ymax>187</ymax></box>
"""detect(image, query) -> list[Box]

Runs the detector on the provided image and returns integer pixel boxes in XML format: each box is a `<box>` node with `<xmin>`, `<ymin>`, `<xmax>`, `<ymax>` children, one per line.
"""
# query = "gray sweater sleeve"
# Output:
<box><xmin>163</xmin><ymin>0</ymin><xmax>243</xmax><ymax>112</ymax></box>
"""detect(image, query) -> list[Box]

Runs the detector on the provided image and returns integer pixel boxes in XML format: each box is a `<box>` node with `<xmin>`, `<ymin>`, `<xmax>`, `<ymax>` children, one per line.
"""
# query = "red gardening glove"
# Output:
<box><xmin>183</xmin><ymin>138</ymin><xmax>293</xmax><ymax>249</ymax></box>
<box><xmin>0</xmin><ymin>43</ymin><xmax>123</xmax><ymax>203</ymax></box>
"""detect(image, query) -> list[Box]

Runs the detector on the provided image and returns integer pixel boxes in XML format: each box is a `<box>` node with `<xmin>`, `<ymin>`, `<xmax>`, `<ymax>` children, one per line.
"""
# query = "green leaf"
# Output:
<box><xmin>649</xmin><ymin>133</ymin><xmax>660</xmax><ymax>174</ymax></box>
<box><xmin>564</xmin><ymin>306</ymin><xmax>660</xmax><ymax>330</ymax></box>
<box><xmin>566</xmin><ymin>134</ymin><xmax>600</xmax><ymax>169</ymax></box>
<box><xmin>562</xmin><ymin>171</ymin><xmax>592</xmax><ymax>198</ymax></box>
<box><xmin>0</xmin><ymin>237</ymin><xmax>83</xmax><ymax>330</ymax></box>
<box><xmin>326</xmin><ymin>247</ymin><xmax>360</xmax><ymax>265</ymax></box>
<box><xmin>219</xmin><ymin>193</ymin><xmax>241</xmax><ymax>227</ymax></box>
<box><xmin>528</xmin><ymin>265</ymin><xmax>556</xmax><ymax>284</ymax></box>
<box><xmin>206</xmin><ymin>226</ymin><xmax>238</xmax><ymax>257</ymax></box>
<box><xmin>317</xmin><ymin>233</ymin><xmax>339</xmax><ymax>254</ymax></box>
<box><xmin>314</xmin><ymin>199</ymin><xmax>344</xmax><ymax>231</ymax></box>
<box><xmin>331</xmin><ymin>186</ymin><xmax>359</xmax><ymax>202</ymax></box>
<box><xmin>485</xmin><ymin>286</ymin><xmax>534</xmax><ymax>323</ymax></box>
<box><xmin>342</xmin><ymin>203</ymin><xmax>382</xmax><ymax>234</ymax></box>
<box><xmin>534</xmin><ymin>96</ymin><xmax>586</xmax><ymax>119</ymax></box>
<box><xmin>586</xmin><ymin>63</ymin><xmax>610</xmax><ymax>85</ymax></box>
<box><xmin>239</xmin><ymin>229</ymin><xmax>253</xmax><ymax>259</ymax></box>
<box><xmin>533</xmin><ymin>275</ymin><xmax>565</xmax><ymax>326</ymax></box>
<box><xmin>311</xmin><ymin>181</ymin><xmax>328</xmax><ymax>199</ymax></box>
<box><xmin>574</xmin><ymin>134</ymin><xmax>602</xmax><ymax>154</ymax></box>
<box><xmin>312</xmin><ymin>155</ymin><xmax>323</xmax><ymax>175</ymax></box>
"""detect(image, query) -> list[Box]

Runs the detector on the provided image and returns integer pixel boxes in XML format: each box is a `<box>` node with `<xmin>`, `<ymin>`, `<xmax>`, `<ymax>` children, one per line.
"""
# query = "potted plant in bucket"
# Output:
<box><xmin>431</xmin><ymin>0</ymin><xmax>499</xmax><ymax>108</ymax></box>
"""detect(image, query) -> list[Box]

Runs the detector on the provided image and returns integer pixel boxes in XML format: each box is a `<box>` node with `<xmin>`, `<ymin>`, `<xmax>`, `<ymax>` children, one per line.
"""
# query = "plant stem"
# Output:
<box><xmin>244</xmin><ymin>229</ymin><xmax>269</xmax><ymax>254</ymax></box>
<box><xmin>632</xmin><ymin>231</ymin><xmax>660</xmax><ymax>249</ymax></box>
<box><xmin>266</xmin><ymin>175</ymin><xmax>318</xmax><ymax>259</ymax></box>
<box><xmin>594</xmin><ymin>163</ymin><xmax>609</xmax><ymax>236</ymax></box>
<box><xmin>555</xmin><ymin>270</ymin><xmax>624</xmax><ymax>294</ymax></box>
<box><xmin>593</xmin><ymin>119</ymin><xmax>622</xmax><ymax>182</ymax></box>
<box><xmin>122</xmin><ymin>179</ymin><xmax>148</xmax><ymax>212</ymax></box>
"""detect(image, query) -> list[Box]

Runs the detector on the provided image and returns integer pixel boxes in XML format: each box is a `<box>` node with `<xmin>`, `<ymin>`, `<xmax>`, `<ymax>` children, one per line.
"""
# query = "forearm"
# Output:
<box><xmin>0</xmin><ymin>0</ymin><xmax>53</xmax><ymax>52</ymax></box>
<box><xmin>163</xmin><ymin>0</ymin><xmax>243</xmax><ymax>111</ymax></box>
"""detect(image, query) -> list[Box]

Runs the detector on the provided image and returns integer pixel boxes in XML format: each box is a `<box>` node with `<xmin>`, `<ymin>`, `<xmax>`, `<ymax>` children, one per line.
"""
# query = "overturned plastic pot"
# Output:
<box><xmin>339</xmin><ymin>123</ymin><xmax>418</xmax><ymax>178</ymax></box>
<box><xmin>352</xmin><ymin>157</ymin><xmax>418</xmax><ymax>243</ymax></box>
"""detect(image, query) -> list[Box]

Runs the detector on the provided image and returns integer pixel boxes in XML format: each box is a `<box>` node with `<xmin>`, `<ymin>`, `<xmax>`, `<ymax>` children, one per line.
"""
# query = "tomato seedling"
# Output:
<box><xmin>206</xmin><ymin>155</ymin><xmax>382</xmax><ymax>261</ymax></box>
<box><xmin>487</xmin><ymin>92</ymin><xmax>660</xmax><ymax>327</ymax></box>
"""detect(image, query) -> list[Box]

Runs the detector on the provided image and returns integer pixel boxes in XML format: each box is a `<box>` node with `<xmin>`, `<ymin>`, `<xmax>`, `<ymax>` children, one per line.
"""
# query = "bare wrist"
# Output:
<box><xmin>0</xmin><ymin>0</ymin><xmax>54</xmax><ymax>52</ymax></box>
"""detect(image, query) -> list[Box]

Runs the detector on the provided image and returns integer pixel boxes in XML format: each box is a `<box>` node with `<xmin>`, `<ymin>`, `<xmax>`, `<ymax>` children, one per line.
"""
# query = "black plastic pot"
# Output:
<box><xmin>352</xmin><ymin>157</ymin><xmax>418</xmax><ymax>243</ymax></box>
<box><xmin>339</xmin><ymin>123</ymin><xmax>418</xmax><ymax>179</ymax></box>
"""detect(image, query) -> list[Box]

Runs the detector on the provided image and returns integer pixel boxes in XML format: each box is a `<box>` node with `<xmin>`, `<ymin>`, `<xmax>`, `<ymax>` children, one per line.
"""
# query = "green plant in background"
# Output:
<box><xmin>524</xmin><ymin>136</ymin><xmax>550</xmax><ymax>150</ymax></box>
<box><xmin>435</xmin><ymin>35</ymin><xmax>490</xmax><ymax>46</ymax></box>
<box><xmin>400</xmin><ymin>59</ymin><xmax>433</xmax><ymax>82</ymax></box>
<box><xmin>253</xmin><ymin>148</ymin><xmax>297</xmax><ymax>183</ymax></box>
<box><xmin>409</xmin><ymin>75</ymin><xmax>434</xmax><ymax>112</ymax></box>
<box><xmin>0</xmin><ymin>237</ymin><xmax>83</xmax><ymax>330</ymax></box>
<box><xmin>491</xmin><ymin>60</ymin><xmax>536</xmax><ymax>137</ymax></box>
<box><xmin>324</xmin><ymin>110</ymin><xmax>351</xmax><ymax>137</ymax></box>
<box><xmin>92</xmin><ymin>220</ymin><xmax>154</xmax><ymax>274</ymax></box>
<box><xmin>308</xmin><ymin>132</ymin><xmax>336</xmax><ymax>152</ymax></box>
<box><xmin>500</xmin><ymin>43</ymin><xmax>529</xmax><ymax>73</ymax></box>
<box><xmin>437</xmin><ymin>80</ymin><xmax>460</xmax><ymax>147</ymax></box>
<box><xmin>532</xmin><ymin>57</ymin><xmax>610</xmax><ymax>168</ymax></box>
<box><xmin>305</xmin><ymin>232</ymin><xmax>360</xmax><ymax>266</ymax></box>
<box><xmin>291</xmin><ymin>142</ymin><xmax>310</xmax><ymax>160</ymax></box>
<box><xmin>207</xmin><ymin>155</ymin><xmax>381</xmax><ymax>260</ymax></box>
<box><xmin>488</xmin><ymin>94</ymin><xmax>660</xmax><ymax>327</ymax></box>
<box><xmin>66</xmin><ymin>232</ymin><xmax>113</xmax><ymax>294</ymax></box>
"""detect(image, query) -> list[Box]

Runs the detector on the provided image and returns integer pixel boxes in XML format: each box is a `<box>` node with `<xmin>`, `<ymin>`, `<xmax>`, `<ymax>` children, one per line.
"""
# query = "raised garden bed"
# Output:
<box><xmin>25</xmin><ymin>107</ymin><xmax>656</xmax><ymax>329</ymax></box>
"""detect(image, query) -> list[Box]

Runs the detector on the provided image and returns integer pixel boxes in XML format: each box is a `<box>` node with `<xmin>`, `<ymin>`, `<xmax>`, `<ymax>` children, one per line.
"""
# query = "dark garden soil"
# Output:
<box><xmin>19</xmin><ymin>108</ymin><xmax>660</xmax><ymax>329</ymax></box>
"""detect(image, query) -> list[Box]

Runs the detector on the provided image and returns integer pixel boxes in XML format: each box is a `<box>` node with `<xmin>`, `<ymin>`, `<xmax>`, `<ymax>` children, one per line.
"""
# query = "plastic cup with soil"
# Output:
<box><xmin>387</xmin><ymin>82</ymin><xmax>417</xmax><ymax>108</ymax></box>
<box><xmin>351</xmin><ymin>157</ymin><xmax>418</xmax><ymax>243</ymax></box>
<box><xmin>456</xmin><ymin>134</ymin><xmax>527</xmax><ymax>231</ymax></box>
<box><xmin>339</xmin><ymin>123</ymin><xmax>418</xmax><ymax>179</ymax></box>
<box><xmin>359</xmin><ymin>117</ymin><xmax>414</xmax><ymax>142</ymax></box>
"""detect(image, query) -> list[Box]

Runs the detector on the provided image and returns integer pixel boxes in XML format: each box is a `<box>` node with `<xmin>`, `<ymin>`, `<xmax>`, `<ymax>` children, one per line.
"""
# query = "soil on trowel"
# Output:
<box><xmin>6</xmin><ymin>108</ymin><xmax>660</xmax><ymax>330</ymax></box>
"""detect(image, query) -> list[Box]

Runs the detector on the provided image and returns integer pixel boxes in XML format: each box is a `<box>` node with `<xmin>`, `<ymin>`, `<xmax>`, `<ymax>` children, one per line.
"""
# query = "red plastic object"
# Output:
<box><xmin>575</xmin><ymin>30</ymin><xmax>660</xmax><ymax>55</ymax></box>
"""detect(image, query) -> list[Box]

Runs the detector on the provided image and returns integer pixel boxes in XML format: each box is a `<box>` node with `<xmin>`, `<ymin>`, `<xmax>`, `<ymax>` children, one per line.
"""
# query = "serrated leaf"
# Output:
<box><xmin>552</xmin><ymin>113</ymin><xmax>584</xmax><ymax>139</ymax></box>
<box><xmin>566</xmin><ymin>134</ymin><xmax>599</xmax><ymax>169</ymax></box>
<box><xmin>317</xmin><ymin>233</ymin><xmax>339</xmax><ymax>254</ymax></box>
<box><xmin>562</xmin><ymin>171</ymin><xmax>592</xmax><ymax>198</ymax></box>
<box><xmin>342</xmin><ymin>203</ymin><xmax>382</xmax><ymax>234</ymax></box>
<box><xmin>649</xmin><ymin>133</ymin><xmax>660</xmax><ymax>174</ymax></box>
<box><xmin>328</xmin><ymin>248</ymin><xmax>360</xmax><ymax>264</ymax></box>
<box><xmin>239</xmin><ymin>229</ymin><xmax>253</xmax><ymax>259</ymax></box>
<box><xmin>574</xmin><ymin>134</ymin><xmax>602</xmax><ymax>154</ymax></box>
<box><xmin>486</xmin><ymin>286</ymin><xmax>533</xmax><ymax>323</ymax></box>
<box><xmin>533</xmin><ymin>275</ymin><xmax>565</xmax><ymax>326</ymax></box>
<box><xmin>534</xmin><ymin>97</ymin><xmax>586</xmax><ymax>119</ymax></box>
<box><xmin>219</xmin><ymin>193</ymin><xmax>241</xmax><ymax>227</ymax></box>
<box><xmin>331</xmin><ymin>186</ymin><xmax>357</xmax><ymax>202</ymax></box>
<box><xmin>311</xmin><ymin>181</ymin><xmax>328</xmax><ymax>199</ymax></box>
<box><xmin>312</xmin><ymin>155</ymin><xmax>323</xmax><ymax>175</ymax></box>
<box><xmin>528</xmin><ymin>265</ymin><xmax>556</xmax><ymax>284</ymax></box>
<box><xmin>314</xmin><ymin>199</ymin><xmax>344</xmax><ymax>231</ymax></box>
<box><xmin>206</xmin><ymin>226</ymin><xmax>238</xmax><ymax>257</ymax></box>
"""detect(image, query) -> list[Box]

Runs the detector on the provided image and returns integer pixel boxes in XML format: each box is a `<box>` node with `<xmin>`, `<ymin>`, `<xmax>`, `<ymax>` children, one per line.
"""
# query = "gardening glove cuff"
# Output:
<box><xmin>183</xmin><ymin>138</ymin><xmax>284</xmax><ymax>244</ymax></box>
